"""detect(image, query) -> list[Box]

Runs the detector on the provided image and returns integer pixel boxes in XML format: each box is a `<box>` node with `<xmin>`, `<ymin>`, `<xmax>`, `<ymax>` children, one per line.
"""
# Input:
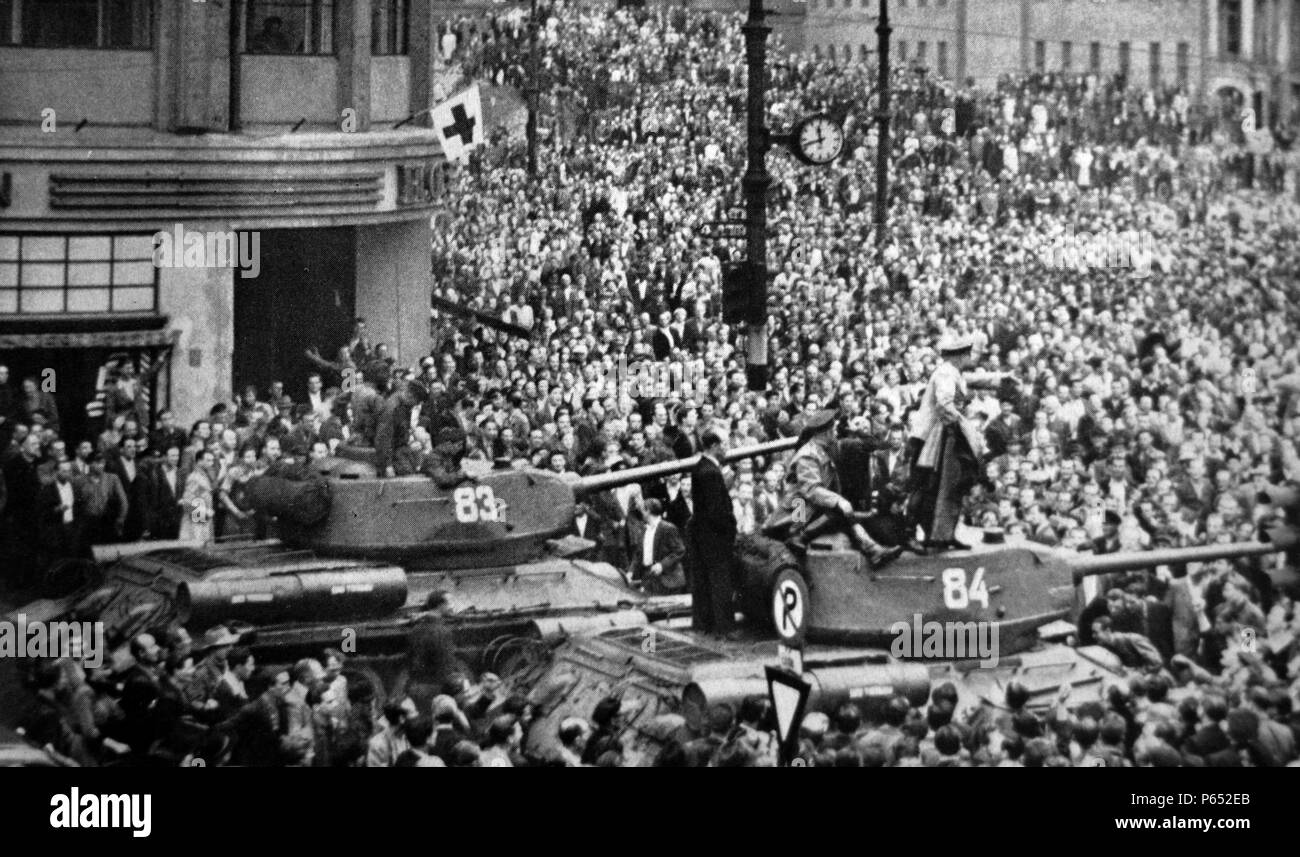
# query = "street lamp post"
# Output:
<box><xmin>874</xmin><ymin>0</ymin><xmax>891</xmax><ymax>247</ymax></box>
<box><xmin>741</xmin><ymin>0</ymin><xmax>771</xmax><ymax>391</ymax></box>
<box><xmin>527</xmin><ymin>0</ymin><xmax>540</xmax><ymax>176</ymax></box>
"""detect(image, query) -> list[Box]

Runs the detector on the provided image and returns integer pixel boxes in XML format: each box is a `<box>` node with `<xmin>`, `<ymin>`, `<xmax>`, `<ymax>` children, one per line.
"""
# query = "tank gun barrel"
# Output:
<box><xmin>575</xmin><ymin>437</ymin><xmax>798</xmax><ymax>495</ymax></box>
<box><xmin>1069</xmin><ymin>541</ymin><xmax>1280</xmax><ymax>582</ymax></box>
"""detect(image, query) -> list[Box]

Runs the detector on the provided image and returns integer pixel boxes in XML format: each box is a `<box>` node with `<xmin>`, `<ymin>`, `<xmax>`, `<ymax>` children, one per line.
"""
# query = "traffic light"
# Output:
<box><xmin>722</xmin><ymin>261</ymin><xmax>753</xmax><ymax>325</ymax></box>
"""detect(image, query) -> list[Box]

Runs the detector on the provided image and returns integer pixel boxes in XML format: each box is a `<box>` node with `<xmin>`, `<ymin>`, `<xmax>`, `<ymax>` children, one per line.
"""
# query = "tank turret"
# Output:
<box><xmin>261</xmin><ymin>437</ymin><xmax>797</xmax><ymax>570</ymax></box>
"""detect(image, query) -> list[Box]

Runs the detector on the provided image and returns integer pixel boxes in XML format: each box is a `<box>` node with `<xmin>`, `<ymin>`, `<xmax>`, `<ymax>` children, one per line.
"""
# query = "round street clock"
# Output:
<box><xmin>791</xmin><ymin>114</ymin><xmax>845</xmax><ymax>165</ymax></box>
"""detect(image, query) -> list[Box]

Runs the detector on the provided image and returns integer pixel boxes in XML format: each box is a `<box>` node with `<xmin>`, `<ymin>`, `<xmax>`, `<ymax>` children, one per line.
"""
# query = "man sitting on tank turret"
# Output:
<box><xmin>774</xmin><ymin>409</ymin><xmax>904</xmax><ymax>569</ymax></box>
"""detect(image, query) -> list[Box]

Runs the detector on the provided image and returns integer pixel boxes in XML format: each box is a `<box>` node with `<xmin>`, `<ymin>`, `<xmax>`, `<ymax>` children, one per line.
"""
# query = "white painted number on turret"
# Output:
<box><xmin>453</xmin><ymin>485</ymin><xmax>500</xmax><ymax>523</ymax></box>
<box><xmin>941</xmin><ymin>567</ymin><xmax>989</xmax><ymax>610</ymax></box>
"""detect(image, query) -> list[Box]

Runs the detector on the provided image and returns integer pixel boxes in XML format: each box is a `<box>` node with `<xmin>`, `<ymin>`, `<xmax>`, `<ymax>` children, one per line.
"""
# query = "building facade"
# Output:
<box><xmin>1</xmin><ymin>0</ymin><xmax>450</xmax><ymax>437</ymax></box>
<box><xmin>802</xmin><ymin>0</ymin><xmax>1299</xmax><ymax>128</ymax></box>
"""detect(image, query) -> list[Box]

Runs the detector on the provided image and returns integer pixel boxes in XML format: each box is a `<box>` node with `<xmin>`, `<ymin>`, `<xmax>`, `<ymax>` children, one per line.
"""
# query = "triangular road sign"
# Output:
<box><xmin>765</xmin><ymin>666</ymin><xmax>811</xmax><ymax>766</ymax></box>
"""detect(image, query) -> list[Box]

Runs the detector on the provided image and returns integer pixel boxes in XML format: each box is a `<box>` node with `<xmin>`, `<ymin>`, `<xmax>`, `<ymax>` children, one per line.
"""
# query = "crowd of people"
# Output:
<box><xmin>4</xmin><ymin>1</ymin><xmax>1300</xmax><ymax>765</ymax></box>
<box><xmin>15</xmin><ymin>611</ymin><xmax>557</xmax><ymax>767</ymax></box>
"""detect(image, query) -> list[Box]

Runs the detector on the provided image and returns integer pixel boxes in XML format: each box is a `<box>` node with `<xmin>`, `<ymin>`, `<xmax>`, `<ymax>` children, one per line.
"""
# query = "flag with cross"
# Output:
<box><xmin>430</xmin><ymin>83</ymin><xmax>484</xmax><ymax>163</ymax></box>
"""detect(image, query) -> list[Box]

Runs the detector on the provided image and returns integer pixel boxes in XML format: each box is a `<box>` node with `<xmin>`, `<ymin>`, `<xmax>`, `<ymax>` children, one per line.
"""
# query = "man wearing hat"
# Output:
<box><xmin>908</xmin><ymin>334</ymin><xmax>1007</xmax><ymax>551</ymax></box>
<box><xmin>775</xmin><ymin>409</ymin><xmax>903</xmax><ymax>568</ymax></box>
<box><xmin>183</xmin><ymin>625</ymin><xmax>242</xmax><ymax>720</ymax></box>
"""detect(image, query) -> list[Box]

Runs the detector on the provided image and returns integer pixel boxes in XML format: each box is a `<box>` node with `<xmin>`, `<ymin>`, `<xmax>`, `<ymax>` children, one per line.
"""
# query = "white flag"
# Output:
<box><xmin>430</xmin><ymin>84</ymin><xmax>484</xmax><ymax>162</ymax></box>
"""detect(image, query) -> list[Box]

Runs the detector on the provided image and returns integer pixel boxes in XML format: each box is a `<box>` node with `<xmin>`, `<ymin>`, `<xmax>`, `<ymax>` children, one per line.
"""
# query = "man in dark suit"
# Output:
<box><xmin>648</xmin><ymin>473</ymin><xmax>693</xmax><ymax>533</ymax></box>
<box><xmin>149</xmin><ymin>410</ymin><xmax>187</xmax><ymax>459</ymax></box>
<box><xmin>565</xmin><ymin>501</ymin><xmax>604</xmax><ymax>561</ymax></box>
<box><xmin>687</xmin><ymin>431</ymin><xmax>739</xmax><ymax>635</ymax></box>
<box><xmin>651</xmin><ymin>311</ymin><xmax>677</xmax><ymax>361</ymax></box>
<box><xmin>108</xmin><ymin>437</ymin><xmax>146</xmax><ymax>541</ymax></box>
<box><xmin>38</xmin><ymin>459</ymin><xmax>90</xmax><ymax>561</ymax></box>
<box><xmin>628</xmin><ymin>499</ymin><xmax>686</xmax><ymax>594</ymax></box>
<box><xmin>145</xmin><ymin>445</ymin><xmax>185</xmax><ymax>540</ymax></box>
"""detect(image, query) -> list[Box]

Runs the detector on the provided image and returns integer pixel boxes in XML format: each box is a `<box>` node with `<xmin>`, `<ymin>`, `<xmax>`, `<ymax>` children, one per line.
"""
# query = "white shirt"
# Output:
<box><xmin>57</xmin><ymin>481</ymin><xmax>75</xmax><ymax>524</ymax></box>
<box><xmin>642</xmin><ymin>519</ymin><xmax>658</xmax><ymax>566</ymax></box>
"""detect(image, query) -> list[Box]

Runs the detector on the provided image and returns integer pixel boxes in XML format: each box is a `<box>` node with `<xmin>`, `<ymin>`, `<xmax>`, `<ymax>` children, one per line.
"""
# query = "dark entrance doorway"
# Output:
<box><xmin>1</xmin><ymin>347</ymin><xmax>129</xmax><ymax>446</ymax></box>
<box><xmin>233</xmin><ymin>228</ymin><xmax>356</xmax><ymax>403</ymax></box>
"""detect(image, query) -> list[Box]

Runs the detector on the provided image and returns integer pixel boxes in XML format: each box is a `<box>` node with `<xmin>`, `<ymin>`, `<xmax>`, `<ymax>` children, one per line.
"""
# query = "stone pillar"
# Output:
<box><xmin>158</xmin><ymin>263</ymin><xmax>235</xmax><ymax>427</ymax></box>
<box><xmin>1243</xmin><ymin>0</ymin><xmax>1255</xmax><ymax>59</ymax></box>
<box><xmin>410</xmin><ymin>0</ymin><xmax>439</xmax><ymax>126</ymax></box>
<box><xmin>166</xmin><ymin>0</ymin><xmax>228</xmax><ymax>132</ymax></box>
<box><xmin>354</xmin><ymin>220</ymin><xmax>433</xmax><ymax>368</ymax></box>
<box><xmin>956</xmin><ymin>0</ymin><xmax>968</xmax><ymax>83</ymax></box>
<box><xmin>337</xmin><ymin>0</ymin><xmax>373</xmax><ymax>131</ymax></box>
<box><xmin>1020</xmin><ymin>0</ymin><xmax>1031</xmax><ymax>73</ymax></box>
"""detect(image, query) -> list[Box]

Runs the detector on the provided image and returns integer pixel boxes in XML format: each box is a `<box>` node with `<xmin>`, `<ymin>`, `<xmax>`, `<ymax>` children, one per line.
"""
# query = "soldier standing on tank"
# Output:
<box><xmin>908</xmin><ymin>335</ymin><xmax>1008</xmax><ymax>551</ymax></box>
<box><xmin>778</xmin><ymin>410</ymin><xmax>903</xmax><ymax>568</ymax></box>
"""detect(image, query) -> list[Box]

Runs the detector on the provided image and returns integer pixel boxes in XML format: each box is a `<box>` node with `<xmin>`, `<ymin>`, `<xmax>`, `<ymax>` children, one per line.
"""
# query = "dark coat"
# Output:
<box><xmin>628</xmin><ymin>519</ymin><xmax>686</xmax><ymax>593</ymax></box>
<box><xmin>687</xmin><ymin>455</ymin><xmax>737</xmax><ymax>632</ymax></box>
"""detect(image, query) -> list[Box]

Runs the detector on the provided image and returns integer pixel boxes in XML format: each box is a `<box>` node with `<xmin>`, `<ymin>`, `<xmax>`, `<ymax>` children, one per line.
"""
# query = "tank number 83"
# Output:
<box><xmin>942</xmin><ymin>567</ymin><xmax>990</xmax><ymax>610</ymax></box>
<box><xmin>453</xmin><ymin>485</ymin><xmax>500</xmax><ymax>523</ymax></box>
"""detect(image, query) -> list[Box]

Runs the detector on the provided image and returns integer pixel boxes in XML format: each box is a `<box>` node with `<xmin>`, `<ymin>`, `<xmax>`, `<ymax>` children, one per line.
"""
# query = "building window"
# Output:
<box><xmin>938</xmin><ymin>40</ymin><xmax>948</xmax><ymax>77</ymax></box>
<box><xmin>1061</xmin><ymin>40</ymin><xmax>1072</xmax><ymax>71</ymax></box>
<box><xmin>1177</xmin><ymin>41</ymin><xmax>1190</xmax><ymax>85</ymax></box>
<box><xmin>371</xmin><ymin>0</ymin><xmax>408</xmax><ymax>56</ymax></box>
<box><xmin>1118</xmin><ymin>41</ymin><xmax>1130</xmax><ymax>79</ymax></box>
<box><xmin>0</xmin><ymin>235</ymin><xmax>157</xmax><ymax>317</ymax></box>
<box><xmin>1149</xmin><ymin>41</ymin><xmax>1161</xmax><ymax>87</ymax></box>
<box><xmin>1034</xmin><ymin>40</ymin><xmax>1045</xmax><ymax>71</ymax></box>
<box><xmin>1089</xmin><ymin>41</ymin><xmax>1101</xmax><ymax>72</ymax></box>
<box><xmin>245</xmin><ymin>0</ymin><xmax>335</xmax><ymax>55</ymax></box>
<box><xmin>0</xmin><ymin>0</ymin><xmax>152</xmax><ymax>48</ymax></box>
<box><xmin>1221</xmin><ymin>0</ymin><xmax>1242</xmax><ymax>56</ymax></box>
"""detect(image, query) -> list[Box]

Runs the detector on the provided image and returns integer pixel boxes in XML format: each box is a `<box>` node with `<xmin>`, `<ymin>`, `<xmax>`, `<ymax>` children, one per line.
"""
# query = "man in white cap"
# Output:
<box><xmin>908</xmin><ymin>334</ymin><xmax>1007</xmax><ymax>551</ymax></box>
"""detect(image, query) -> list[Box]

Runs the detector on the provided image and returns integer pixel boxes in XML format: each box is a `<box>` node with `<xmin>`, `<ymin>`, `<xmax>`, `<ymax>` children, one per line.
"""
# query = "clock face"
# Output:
<box><xmin>795</xmin><ymin>116</ymin><xmax>844</xmax><ymax>165</ymax></box>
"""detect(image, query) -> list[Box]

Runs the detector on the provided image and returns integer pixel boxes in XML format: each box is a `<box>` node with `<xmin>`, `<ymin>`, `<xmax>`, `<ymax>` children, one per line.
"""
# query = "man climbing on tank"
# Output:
<box><xmin>425</xmin><ymin>425</ymin><xmax>473</xmax><ymax>489</ymax></box>
<box><xmin>776</xmin><ymin>409</ymin><xmax>904</xmax><ymax>569</ymax></box>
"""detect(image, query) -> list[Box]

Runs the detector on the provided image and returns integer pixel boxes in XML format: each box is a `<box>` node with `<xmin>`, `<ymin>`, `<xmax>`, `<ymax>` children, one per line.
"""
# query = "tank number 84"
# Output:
<box><xmin>942</xmin><ymin>567</ymin><xmax>990</xmax><ymax>610</ymax></box>
<box><xmin>453</xmin><ymin>485</ymin><xmax>501</xmax><ymax>523</ymax></box>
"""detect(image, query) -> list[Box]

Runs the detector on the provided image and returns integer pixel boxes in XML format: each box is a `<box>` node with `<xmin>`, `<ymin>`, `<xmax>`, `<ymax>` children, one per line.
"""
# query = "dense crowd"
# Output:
<box><xmin>3</xmin><ymin>1</ymin><xmax>1300</xmax><ymax>765</ymax></box>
